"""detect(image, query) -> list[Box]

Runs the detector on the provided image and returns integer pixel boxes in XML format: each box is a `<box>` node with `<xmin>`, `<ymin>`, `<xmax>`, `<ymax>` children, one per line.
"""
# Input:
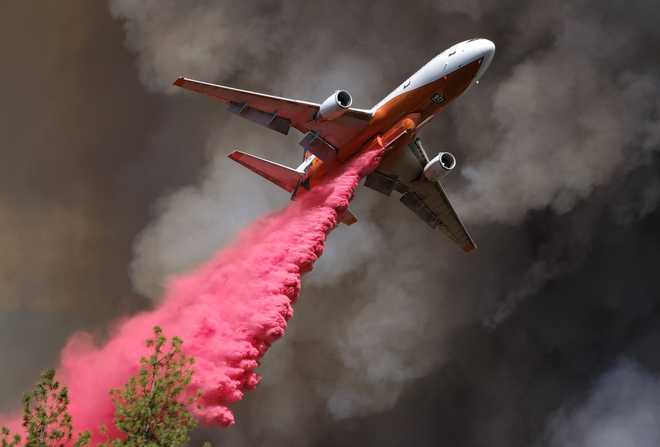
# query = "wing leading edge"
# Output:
<box><xmin>365</xmin><ymin>170</ymin><xmax>476</xmax><ymax>252</ymax></box>
<box><xmin>173</xmin><ymin>77</ymin><xmax>372</xmax><ymax>148</ymax></box>
<box><xmin>364</xmin><ymin>138</ymin><xmax>476</xmax><ymax>252</ymax></box>
<box><xmin>402</xmin><ymin>178</ymin><xmax>476</xmax><ymax>252</ymax></box>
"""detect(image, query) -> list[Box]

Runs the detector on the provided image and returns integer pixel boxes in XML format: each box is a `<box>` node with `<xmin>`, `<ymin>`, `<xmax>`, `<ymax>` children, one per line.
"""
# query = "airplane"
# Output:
<box><xmin>174</xmin><ymin>38</ymin><xmax>495</xmax><ymax>252</ymax></box>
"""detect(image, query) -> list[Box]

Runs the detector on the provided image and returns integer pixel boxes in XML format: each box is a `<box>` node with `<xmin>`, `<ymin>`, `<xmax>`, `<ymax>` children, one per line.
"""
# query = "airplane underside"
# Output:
<box><xmin>173</xmin><ymin>38</ymin><xmax>495</xmax><ymax>252</ymax></box>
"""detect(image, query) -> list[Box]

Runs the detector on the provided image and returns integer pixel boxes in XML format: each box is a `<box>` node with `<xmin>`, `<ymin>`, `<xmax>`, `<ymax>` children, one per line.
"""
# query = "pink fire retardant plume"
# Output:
<box><xmin>1</xmin><ymin>145</ymin><xmax>385</xmax><ymax>442</ymax></box>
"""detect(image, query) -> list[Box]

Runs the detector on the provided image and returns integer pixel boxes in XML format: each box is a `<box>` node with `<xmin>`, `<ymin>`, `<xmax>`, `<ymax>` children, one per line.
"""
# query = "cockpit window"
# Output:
<box><xmin>448</xmin><ymin>50</ymin><xmax>456</xmax><ymax>56</ymax></box>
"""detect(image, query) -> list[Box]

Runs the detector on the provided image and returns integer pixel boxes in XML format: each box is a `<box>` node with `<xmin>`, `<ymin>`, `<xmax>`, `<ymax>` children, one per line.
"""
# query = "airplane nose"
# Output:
<box><xmin>476</xmin><ymin>39</ymin><xmax>495</xmax><ymax>61</ymax></box>
<box><xmin>473</xmin><ymin>38</ymin><xmax>495</xmax><ymax>81</ymax></box>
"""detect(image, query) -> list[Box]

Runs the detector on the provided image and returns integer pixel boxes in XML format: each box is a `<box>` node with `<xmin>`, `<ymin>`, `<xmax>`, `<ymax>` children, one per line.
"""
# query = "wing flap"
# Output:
<box><xmin>227</xmin><ymin>101</ymin><xmax>292</xmax><ymax>135</ymax></box>
<box><xmin>400</xmin><ymin>191</ymin><xmax>439</xmax><ymax>228</ymax></box>
<box><xmin>174</xmin><ymin>77</ymin><xmax>372</xmax><ymax>146</ymax></box>
<box><xmin>405</xmin><ymin>178</ymin><xmax>476</xmax><ymax>252</ymax></box>
<box><xmin>368</xmin><ymin>138</ymin><xmax>476</xmax><ymax>252</ymax></box>
<box><xmin>175</xmin><ymin>77</ymin><xmax>317</xmax><ymax>133</ymax></box>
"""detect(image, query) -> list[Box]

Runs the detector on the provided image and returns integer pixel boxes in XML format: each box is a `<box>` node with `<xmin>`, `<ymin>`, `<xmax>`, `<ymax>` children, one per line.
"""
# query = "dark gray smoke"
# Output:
<box><xmin>0</xmin><ymin>1</ymin><xmax>214</xmax><ymax>411</ymax></box>
<box><xmin>542</xmin><ymin>359</ymin><xmax>660</xmax><ymax>447</ymax></box>
<box><xmin>2</xmin><ymin>1</ymin><xmax>660</xmax><ymax>446</ymax></box>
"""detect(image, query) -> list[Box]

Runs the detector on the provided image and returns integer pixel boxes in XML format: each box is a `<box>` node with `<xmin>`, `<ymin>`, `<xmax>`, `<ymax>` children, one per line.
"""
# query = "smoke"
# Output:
<box><xmin>4</xmin><ymin>1</ymin><xmax>660</xmax><ymax>447</ymax></box>
<box><xmin>109</xmin><ymin>1</ymin><xmax>297</xmax><ymax>93</ymax></box>
<box><xmin>1</xmin><ymin>145</ymin><xmax>384</xmax><ymax>437</ymax></box>
<box><xmin>129</xmin><ymin>122</ymin><xmax>293</xmax><ymax>299</ymax></box>
<box><xmin>0</xmin><ymin>1</ymin><xmax>171</xmax><ymax>412</ymax></box>
<box><xmin>108</xmin><ymin>0</ymin><xmax>660</xmax><ymax>445</ymax></box>
<box><xmin>542</xmin><ymin>360</ymin><xmax>660</xmax><ymax>447</ymax></box>
<box><xmin>455</xmin><ymin>18</ymin><xmax>660</xmax><ymax>224</ymax></box>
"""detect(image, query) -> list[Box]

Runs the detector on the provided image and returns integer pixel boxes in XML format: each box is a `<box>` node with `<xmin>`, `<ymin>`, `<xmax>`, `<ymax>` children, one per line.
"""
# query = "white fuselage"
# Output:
<box><xmin>373</xmin><ymin>38</ymin><xmax>495</xmax><ymax>113</ymax></box>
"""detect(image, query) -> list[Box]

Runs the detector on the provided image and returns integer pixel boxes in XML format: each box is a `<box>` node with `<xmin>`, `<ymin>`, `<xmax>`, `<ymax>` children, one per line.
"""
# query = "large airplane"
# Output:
<box><xmin>174</xmin><ymin>38</ymin><xmax>495</xmax><ymax>252</ymax></box>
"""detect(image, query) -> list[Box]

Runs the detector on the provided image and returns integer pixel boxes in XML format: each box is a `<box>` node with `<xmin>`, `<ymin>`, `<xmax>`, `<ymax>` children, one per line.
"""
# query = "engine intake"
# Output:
<box><xmin>317</xmin><ymin>90</ymin><xmax>352</xmax><ymax>121</ymax></box>
<box><xmin>423</xmin><ymin>152</ymin><xmax>456</xmax><ymax>181</ymax></box>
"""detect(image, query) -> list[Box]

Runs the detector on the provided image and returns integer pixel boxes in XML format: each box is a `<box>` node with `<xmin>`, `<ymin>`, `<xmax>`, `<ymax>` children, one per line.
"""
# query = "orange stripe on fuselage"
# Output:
<box><xmin>303</xmin><ymin>58</ymin><xmax>483</xmax><ymax>187</ymax></box>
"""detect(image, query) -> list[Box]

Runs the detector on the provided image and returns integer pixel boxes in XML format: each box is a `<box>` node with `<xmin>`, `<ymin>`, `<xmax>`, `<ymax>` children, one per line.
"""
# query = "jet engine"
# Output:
<box><xmin>316</xmin><ymin>90</ymin><xmax>352</xmax><ymax>121</ymax></box>
<box><xmin>423</xmin><ymin>152</ymin><xmax>456</xmax><ymax>181</ymax></box>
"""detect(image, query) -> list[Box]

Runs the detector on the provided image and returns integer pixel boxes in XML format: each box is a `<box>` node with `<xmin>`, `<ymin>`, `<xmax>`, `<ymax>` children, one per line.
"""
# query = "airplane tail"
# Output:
<box><xmin>228</xmin><ymin>150</ymin><xmax>303</xmax><ymax>193</ymax></box>
<box><xmin>228</xmin><ymin>150</ymin><xmax>358</xmax><ymax>225</ymax></box>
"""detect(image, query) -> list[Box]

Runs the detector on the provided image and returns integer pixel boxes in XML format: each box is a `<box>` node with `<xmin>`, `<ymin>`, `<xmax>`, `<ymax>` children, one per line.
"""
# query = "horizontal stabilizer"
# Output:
<box><xmin>228</xmin><ymin>151</ymin><xmax>302</xmax><ymax>193</ymax></box>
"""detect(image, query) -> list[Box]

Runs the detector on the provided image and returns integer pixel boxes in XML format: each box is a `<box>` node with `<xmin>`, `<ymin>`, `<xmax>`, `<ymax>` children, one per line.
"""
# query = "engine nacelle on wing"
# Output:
<box><xmin>317</xmin><ymin>90</ymin><xmax>352</xmax><ymax>121</ymax></box>
<box><xmin>423</xmin><ymin>152</ymin><xmax>457</xmax><ymax>181</ymax></box>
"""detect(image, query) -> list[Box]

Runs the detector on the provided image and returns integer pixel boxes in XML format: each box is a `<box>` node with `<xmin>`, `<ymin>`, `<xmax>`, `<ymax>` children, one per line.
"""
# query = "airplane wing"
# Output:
<box><xmin>400</xmin><ymin>177</ymin><xmax>476</xmax><ymax>252</ymax></box>
<box><xmin>174</xmin><ymin>78</ymin><xmax>372</xmax><ymax>148</ymax></box>
<box><xmin>364</xmin><ymin>138</ymin><xmax>476</xmax><ymax>252</ymax></box>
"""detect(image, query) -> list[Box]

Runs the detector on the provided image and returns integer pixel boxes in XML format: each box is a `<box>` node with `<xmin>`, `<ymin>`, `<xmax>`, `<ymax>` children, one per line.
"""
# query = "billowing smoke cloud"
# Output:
<box><xmin>455</xmin><ymin>19</ymin><xmax>660</xmax><ymax>223</ymax></box>
<box><xmin>1</xmin><ymin>145</ymin><xmax>384</xmax><ymax>437</ymax></box>
<box><xmin>542</xmin><ymin>360</ymin><xmax>660</xmax><ymax>447</ymax></box>
<box><xmin>108</xmin><ymin>1</ymin><xmax>660</xmax><ymax>445</ymax></box>
<box><xmin>4</xmin><ymin>1</ymin><xmax>660</xmax><ymax>447</ymax></box>
<box><xmin>0</xmin><ymin>1</ymin><xmax>164</xmax><ymax>412</ymax></box>
<box><xmin>129</xmin><ymin>122</ymin><xmax>292</xmax><ymax>299</ymax></box>
<box><xmin>110</xmin><ymin>1</ymin><xmax>295</xmax><ymax>92</ymax></box>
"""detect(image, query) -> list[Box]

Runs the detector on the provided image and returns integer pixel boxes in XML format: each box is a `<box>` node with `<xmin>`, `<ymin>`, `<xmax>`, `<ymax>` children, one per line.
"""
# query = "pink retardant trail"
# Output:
<box><xmin>0</xmin><ymin>145</ymin><xmax>385</xmax><ymax>442</ymax></box>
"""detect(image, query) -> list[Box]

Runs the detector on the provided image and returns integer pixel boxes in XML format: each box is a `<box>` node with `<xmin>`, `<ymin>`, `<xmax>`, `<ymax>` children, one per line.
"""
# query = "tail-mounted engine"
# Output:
<box><xmin>316</xmin><ymin>90</ymin><xmax>352</xmax><ymax>121</ymax></box>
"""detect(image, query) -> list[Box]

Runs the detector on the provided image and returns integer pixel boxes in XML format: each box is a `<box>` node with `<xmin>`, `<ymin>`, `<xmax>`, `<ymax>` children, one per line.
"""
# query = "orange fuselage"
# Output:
<box><xmin>303</xmin><ymin>58</ymin><xmax>483</xmax><ymax>188</ymax></box>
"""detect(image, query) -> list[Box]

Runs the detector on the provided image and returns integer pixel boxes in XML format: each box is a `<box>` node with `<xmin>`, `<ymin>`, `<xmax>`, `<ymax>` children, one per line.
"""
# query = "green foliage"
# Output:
<box><xmin>1</xmin><ymin>369</ymin><xmax>90</xmax><ymax>447</ymax></box>
<box><xmin>99</xmin><ymin>326</ymin><xmax>199</xmax><ymax>447</ymax></box>
<box><xmin>1</xmin><ymin>426</ymin><xmax>21</xmax><ymax>447</ymax></box>
<box><xmin>1</xmin><ymin>327</ymin><xmax>208</xmax><ymax>447</ymax></box>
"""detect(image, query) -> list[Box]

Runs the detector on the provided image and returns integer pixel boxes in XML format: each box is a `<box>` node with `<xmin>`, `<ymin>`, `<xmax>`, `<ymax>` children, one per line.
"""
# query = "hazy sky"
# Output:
<box><xmin>2</xmin><ymin>1</ymin><xmax>660</xmax><ymax>446</ymax></box>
